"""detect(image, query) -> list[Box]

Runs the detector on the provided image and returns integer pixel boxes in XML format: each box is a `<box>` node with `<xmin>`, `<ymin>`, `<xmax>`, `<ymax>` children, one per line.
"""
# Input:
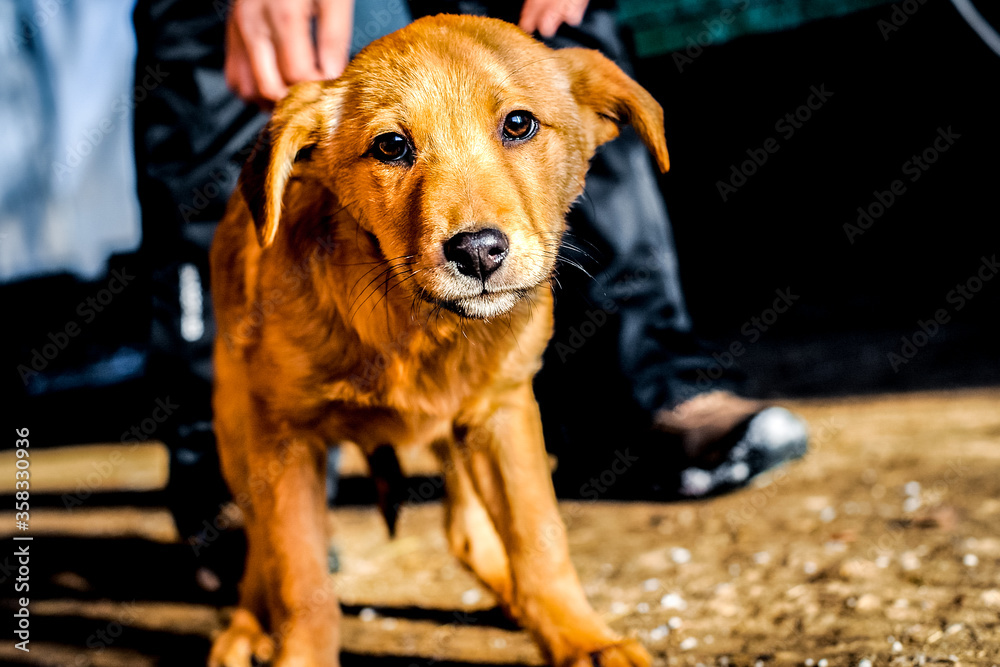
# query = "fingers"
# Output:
<box><xmin>519</xmin><ymin>0</ymin><xmax>590</xmax><ymax>38</ymax></box>
<box><xmin>316</xmin><ymin>0</ymin><xmax>354</xmax><ymax>80</ymax></box>
<box><xmin>269</xmin><ymin>1</ymin><xmax>324</xmax><ymax>85</ymax></box>
<box><xmin>225</xmin><ymin>0</ymin><xmax>351</xmax><ymax>106</ymax></box>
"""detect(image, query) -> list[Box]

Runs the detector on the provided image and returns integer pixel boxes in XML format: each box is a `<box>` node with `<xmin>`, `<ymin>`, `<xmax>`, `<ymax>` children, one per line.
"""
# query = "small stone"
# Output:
<box><xmin>671</xmin><ymin>547</ymin><xmax>692</xmax><ymax>564</ymax></box>
<box><xmin>840</xmin><ymin>559</ymin><xmax>876</xmax><ymax>579</ymax></box>
<box><xmin>825</xmin><ymin>540</ymin><xmax>848</xmax><ymax>553</ymax></box>
<box><xmin>610</xmin><ymin>601</ymin><xmax>629</xmax><ymax>615</ymax></box>
<box><xmin>859</xmin><ymin>660</ymin><xmax>872</xmax><ymax>667</ymax></box>
<box><xmin>804</xmin><ymin>561</ymin><xmax>818</xmax><ymax>575</ymax></box>
<box><xmin>963</xmin><ymin>553</ymin><xmax>979</xmax><ymax>567</ymax></box>
<box><xmin>981</xmin><ymin>589</ymin><xmax>1000</xmax><ymax>609</ymax></box>
<box><xmin>668</xmin><ymin>616</ymin><xmax>683</xmax><ymax>629</ymax></box>
<box><xmin>636</xmin><ymin>602</ymin><xmax>650</xmax><ymax>614</ymax></box>
<box><xmin>892</xmin><ymin>641</ymin><xmax>903</xmax><ymax>652</ymax></box>
<box><xmin>642</xmin><ymin>577</ymin><xmax>661</xmax><ymax>592</ymax></box>
<box><xmin>649</xmin><ymin>625</ymin><xmax>669</xmax><ymax>641</ymax></box>
<box><xmin>359</xmin><ymin>607</ymin><xmax>377</xmax><ymax>622</ymax></box>
<box><xmin>461</xmin><ymin>588</ymin><xmax>482</xmax><ymax>606</ymax></box>
<box><xmin>660</xmin><ymin>593</ymin><xmax>687</xmax><ymax>610</ymax></box>
<box><xmin>820</xmin><ymin>506</ymin><xmax>837</xmax><ymax>522</ymax></box>
<box><xmin>818</xmin><ymin>659</ymin><xmax>829</xmax><ymax>667</ymax></box>
<box><xmin>903</xmin><ymin>496</ymin><xmax>922</xmax><ymax>513</ymax></box>
<box><xmin>679</xmin><ymin>637</ymin><xmax>698</xmax><ymax>650</ymax></box>
<box><xmin>900</xmin><ymin>552</ymin><xmax>920</xmax><ymax>571</ymax></box>
<box><xmin>855</xmin><ymin>594</ymin><xmax>881</xmax><ymax>611</ymax></box>
<box><xmin>805</xmin><ymin>660</ymin><xmax>815</xmax><ymax>667</ymax></box>
<box><xmin>753</xmin><ymin>551</ymin><xmax>771</xmax><ymax>565</ymax></box>
<box><xmin>730</xmin><ymin>462</ymin><xmax>750</xmax><ymax>482</ymax></box>
<box><xmin>875</xmin><ymin>555</ymin><xmax>891</xmax><ymax>568</ymax></box>
<box><xmin>904</xmin><ymin>481</ymin><xmax>921</xmax><ymax>497</ymax></box>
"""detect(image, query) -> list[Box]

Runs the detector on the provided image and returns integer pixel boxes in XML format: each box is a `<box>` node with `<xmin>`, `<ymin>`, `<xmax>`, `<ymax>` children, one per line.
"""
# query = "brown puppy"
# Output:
<box><xmin>208</xmin><ymin>14</ymin><xmax>669</xmax><ymax>667</ymax></box>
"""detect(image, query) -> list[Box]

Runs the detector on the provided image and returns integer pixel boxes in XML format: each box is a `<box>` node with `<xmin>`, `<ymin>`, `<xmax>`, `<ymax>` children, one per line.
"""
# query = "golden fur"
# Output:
<box><xmin>208</xmin><ymin>14</ymin><xmax>669</xmax><ymax>667</ymax></box>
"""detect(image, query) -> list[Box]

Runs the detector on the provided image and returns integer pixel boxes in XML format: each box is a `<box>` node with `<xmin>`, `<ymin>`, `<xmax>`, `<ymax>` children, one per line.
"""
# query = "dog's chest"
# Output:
<box><xmin>313</xmin><ymin>329</ymin><xmax>505</xmax><ymax>448</ymax></box>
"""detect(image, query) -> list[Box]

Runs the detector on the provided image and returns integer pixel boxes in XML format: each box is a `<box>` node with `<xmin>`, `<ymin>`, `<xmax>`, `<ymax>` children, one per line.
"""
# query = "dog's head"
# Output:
<box><xmin>241</xmin><ymin>14</ymin><xmax>669</xmax><ymax>319</ymax></box>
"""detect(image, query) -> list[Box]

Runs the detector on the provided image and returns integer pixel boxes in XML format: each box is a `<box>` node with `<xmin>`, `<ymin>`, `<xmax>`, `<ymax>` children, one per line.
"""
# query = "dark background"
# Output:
<box><xmin>640</xmin><ymin>0</ymin><xmax>999</xmax><ymax>397</ymax></box>
<box><xmin>5</xmin><ymin>0</ymin><xmax>998</xmax><ymax>448</ymax></box>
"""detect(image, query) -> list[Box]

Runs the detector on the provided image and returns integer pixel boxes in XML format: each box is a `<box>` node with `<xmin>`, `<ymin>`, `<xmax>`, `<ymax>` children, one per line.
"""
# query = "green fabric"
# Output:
<box><xmin>618</xmin><ymin>0</ymin><xmax>895</xmax><ymax>57</ymax></box>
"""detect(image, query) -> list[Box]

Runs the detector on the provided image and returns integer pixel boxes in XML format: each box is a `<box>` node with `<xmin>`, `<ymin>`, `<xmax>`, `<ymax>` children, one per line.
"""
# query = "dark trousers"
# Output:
<box><xmin>132</xmin><ymin>0</ymin><xmax>734</xmax><ymax>514</ymax></box>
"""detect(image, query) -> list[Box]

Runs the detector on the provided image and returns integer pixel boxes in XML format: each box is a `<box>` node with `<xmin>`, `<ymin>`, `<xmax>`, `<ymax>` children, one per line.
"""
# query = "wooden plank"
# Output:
<box><xmin>0</xmin><ymin>441</ymin><xmax>447</xmax><ymax>496</ymax></box>
<box><xmin>0</xmin><ymin>443</ymin><xmax>169</xmax><ymax>495</ymax></box>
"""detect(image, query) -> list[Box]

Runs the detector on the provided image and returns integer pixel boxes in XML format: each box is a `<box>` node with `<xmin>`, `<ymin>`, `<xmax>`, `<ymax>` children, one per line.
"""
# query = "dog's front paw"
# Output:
<box><xmin>209</xmin><ymin>608</ymin><xmax>275</xmax><ymax>667</ymax></box>
<box><xmin>567</xmin><ymin>639</ymin><xmax>651</xmax><ymax>667</ymax></box>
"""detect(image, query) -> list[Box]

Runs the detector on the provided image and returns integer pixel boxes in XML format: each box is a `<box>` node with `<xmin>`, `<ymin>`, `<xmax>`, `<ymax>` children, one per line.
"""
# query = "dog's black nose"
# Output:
<box><xmin>443</xmin><ymin>228</ymin><xmax>509</xmax><ymax>280</ymax></box>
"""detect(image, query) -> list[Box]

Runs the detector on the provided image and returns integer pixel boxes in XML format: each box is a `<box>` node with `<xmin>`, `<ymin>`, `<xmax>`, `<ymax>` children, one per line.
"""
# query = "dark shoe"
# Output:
<box><xmin>674</xmin><ymin>406</ymin><xmax>809</xmax><ymax>498</ymax></box>
<box><xmin>648</xmin><ymin>391</ymin><xmax>809</xmax><ymax>499</ymax></box>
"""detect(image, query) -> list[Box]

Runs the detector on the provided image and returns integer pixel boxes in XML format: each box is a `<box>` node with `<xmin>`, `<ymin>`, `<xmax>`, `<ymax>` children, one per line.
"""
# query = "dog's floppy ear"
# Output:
<box><xmin>240</xmin><ymin>81</ymin><xmax>336</xmax><ymax>247</ymax></box>
<box><xmin>558</xmin><ymin>48</ymin><xmax>670</xmax><ymax>173</ymax></box>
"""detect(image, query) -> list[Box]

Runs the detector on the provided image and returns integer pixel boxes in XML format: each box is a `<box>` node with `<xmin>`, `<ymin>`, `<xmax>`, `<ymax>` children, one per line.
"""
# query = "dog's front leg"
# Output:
<box><xmin>458</xmin><ymin>384</ymin><xmax>651</xmax><ymax>667</ymax></box>
<box><xmin>237</xmin><ymin>434</ymin><xmax>340</xmax><ymax>667</ymax></box>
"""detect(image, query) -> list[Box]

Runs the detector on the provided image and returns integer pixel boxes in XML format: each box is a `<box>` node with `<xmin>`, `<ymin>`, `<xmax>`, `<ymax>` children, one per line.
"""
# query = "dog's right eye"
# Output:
<box><xmin>369</xmin><ymin>133</ymin><xmax>411</xmax><ymax>164</ymax></box>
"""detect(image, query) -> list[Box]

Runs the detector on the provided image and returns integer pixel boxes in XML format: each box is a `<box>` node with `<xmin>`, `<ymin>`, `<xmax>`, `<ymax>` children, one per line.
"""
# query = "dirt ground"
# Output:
<box><xmin>3</xmin><ymin>389</ymin><xmax>999</xmax><ymax>666</ymax></box>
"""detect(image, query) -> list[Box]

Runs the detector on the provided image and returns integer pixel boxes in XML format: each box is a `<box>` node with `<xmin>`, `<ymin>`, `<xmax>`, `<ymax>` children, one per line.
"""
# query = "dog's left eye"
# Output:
<box><xmin>369</xmin><ymin>133</ymin><xmax>411</xmax><ymax>163</ymax></box>
<box><xmin>502</xmin><ymin>111</ymin><xmax>539</xmax><ymax>143</ymax></box>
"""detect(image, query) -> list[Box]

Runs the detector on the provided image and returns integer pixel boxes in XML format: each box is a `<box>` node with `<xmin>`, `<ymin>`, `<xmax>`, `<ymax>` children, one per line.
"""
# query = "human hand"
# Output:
<box><xmin>519</xmin><ymin>0</ymin><xmax>590</xmax><ymax>38</ymax></box>
<box><xmin>225</xmin><ymin>0</ymin><xmax>354</xmax><ymax>106</ymax></box>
